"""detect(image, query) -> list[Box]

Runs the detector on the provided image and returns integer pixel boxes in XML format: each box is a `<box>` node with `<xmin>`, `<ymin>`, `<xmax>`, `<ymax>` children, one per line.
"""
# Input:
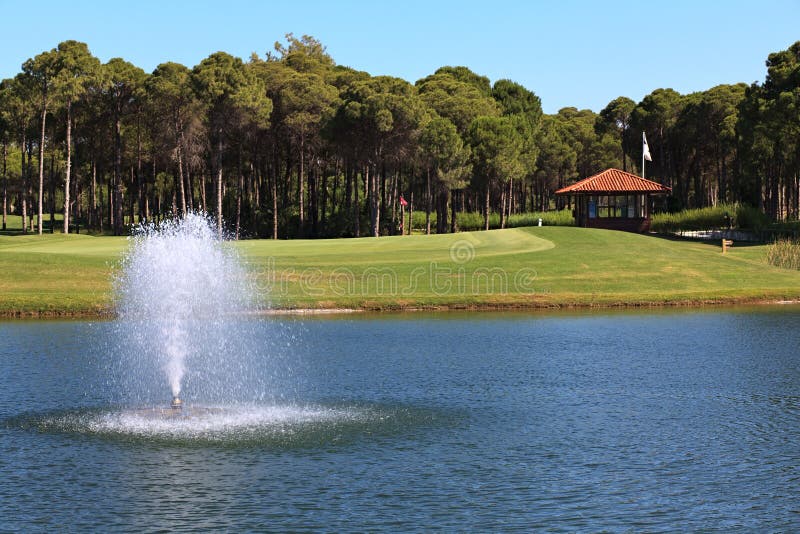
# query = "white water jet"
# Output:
<box><xmin>115</xmin><ymin>213</ymin><xmax>256</xmax><ymax>405</ymax></box>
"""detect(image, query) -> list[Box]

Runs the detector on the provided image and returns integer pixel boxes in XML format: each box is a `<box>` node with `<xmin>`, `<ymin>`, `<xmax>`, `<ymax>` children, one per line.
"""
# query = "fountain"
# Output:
<box><xmin>114</xmin><ymin>212</ymin><xmax>252</xmax><ymax>411</ymax></box>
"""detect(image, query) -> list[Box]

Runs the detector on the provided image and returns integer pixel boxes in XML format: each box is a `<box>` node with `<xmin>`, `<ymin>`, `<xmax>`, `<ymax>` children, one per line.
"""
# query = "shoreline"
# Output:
<box><xmin>3</xmin><ymin>297</ymin><xmax>799</xmax><ymax>320</ymax></box>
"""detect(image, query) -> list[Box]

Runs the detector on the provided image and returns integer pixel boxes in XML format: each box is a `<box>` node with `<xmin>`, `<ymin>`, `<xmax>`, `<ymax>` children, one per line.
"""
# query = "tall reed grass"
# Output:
<box><xmin>651</xmin><ymin>203</ymin><xmax>769</xmax><ymax>233</ymax></box>
<box><xmin>766</xmin><ymin>239</ymin><xmax>800</xmax><ymax>270</ymax></box>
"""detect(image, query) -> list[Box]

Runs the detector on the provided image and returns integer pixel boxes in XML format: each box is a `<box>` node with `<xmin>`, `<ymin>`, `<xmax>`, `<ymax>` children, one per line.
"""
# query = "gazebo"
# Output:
<box><xmin>555</xmin><ymin>168</ymin><xmax>671</xmax><ymax>232</ymax></box>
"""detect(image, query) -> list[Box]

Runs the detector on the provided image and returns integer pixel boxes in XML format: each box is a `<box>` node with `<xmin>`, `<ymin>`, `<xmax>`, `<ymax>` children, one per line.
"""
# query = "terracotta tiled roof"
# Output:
<box><xmin>555</xmin><ymin>168</ymin><xmax>671</xmax><ymax>194</ymax></box>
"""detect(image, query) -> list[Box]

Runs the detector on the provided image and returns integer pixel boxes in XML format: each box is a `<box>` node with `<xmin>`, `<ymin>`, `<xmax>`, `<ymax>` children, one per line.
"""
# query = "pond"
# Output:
<box><xmin>1</xmin><ymin>307</ymin><xmax>799</xmax><ymax>530</ymax></box>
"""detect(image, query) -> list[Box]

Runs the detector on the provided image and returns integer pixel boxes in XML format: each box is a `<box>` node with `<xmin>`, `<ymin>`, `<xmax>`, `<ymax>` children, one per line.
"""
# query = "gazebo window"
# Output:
<box><xmin>590</xmin><ymin>195</ymin><xmax>643</xmax><ymax>218</ymax></box>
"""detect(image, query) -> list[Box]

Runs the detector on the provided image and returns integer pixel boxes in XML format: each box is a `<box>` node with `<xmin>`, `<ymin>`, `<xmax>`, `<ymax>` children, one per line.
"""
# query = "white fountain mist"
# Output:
<box><xmin>90</xmin><ymin>211</ymin><xmax>388</xmax><ymax>442</ymax></box>
<box><xmin>115</xmin><ymin>212</ymin><xmax>255</xmax><ymax>408</ymax></box>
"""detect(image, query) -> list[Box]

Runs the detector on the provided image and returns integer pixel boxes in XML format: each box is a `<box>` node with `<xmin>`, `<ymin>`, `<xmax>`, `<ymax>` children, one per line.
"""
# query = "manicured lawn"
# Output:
<box><xmin>2</xmin><ymin>226</ymin><xmax>800</xmax><ymax>315</ymax></box>
<box><xmin>0</xmin><ymin>233</ymin><xmax>128</xmax><ymax>315</ymax></box>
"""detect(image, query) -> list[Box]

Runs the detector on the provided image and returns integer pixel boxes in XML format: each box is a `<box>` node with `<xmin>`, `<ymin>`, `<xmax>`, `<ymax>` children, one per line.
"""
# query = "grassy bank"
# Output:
<box><xmin>3</xmin><ymin>227</ymin><xmax>800</xmax><ymax>316</ymax></box>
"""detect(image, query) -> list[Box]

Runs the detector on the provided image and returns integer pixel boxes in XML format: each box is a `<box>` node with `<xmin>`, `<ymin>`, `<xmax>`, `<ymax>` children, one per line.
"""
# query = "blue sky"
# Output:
<box><xmin>1</xmin><ymin>0</ymin><xmax>798</xmax><ymax>113</ymax></box>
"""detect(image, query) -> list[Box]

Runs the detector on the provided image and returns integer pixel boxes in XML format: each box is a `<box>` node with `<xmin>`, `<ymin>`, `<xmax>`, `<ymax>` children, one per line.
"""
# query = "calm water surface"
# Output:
<box><xmin>1</xmin><ymin>308</ymin><xmax>800</xmax><ymax>531</ymax></box>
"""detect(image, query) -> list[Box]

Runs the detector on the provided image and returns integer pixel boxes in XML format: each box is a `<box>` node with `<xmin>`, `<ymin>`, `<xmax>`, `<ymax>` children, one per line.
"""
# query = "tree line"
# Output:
<box><xmin>1</xmin><ymin>35</ymin><xmax>798</xmax><ymax>238</ymax></box>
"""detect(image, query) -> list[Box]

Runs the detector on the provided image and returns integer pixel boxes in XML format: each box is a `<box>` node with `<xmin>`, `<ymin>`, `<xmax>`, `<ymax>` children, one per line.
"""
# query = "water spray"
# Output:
<box><xmin>116</xmin><ymin>212</ymin><xmax>252</xmax><ymax>409</ymax></box>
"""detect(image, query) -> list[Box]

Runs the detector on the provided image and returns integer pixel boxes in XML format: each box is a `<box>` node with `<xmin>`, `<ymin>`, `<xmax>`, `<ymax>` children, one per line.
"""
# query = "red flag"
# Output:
<box><xmin>399</xmin><ymin>196</ymin><xmax>408</xmax><ymax>207</ymax></box>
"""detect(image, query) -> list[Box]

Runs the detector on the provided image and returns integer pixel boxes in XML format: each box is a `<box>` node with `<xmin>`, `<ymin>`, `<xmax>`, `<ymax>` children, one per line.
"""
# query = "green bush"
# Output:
<box><xmin>410</xmin><ymin>211</ymin><xmax>436</xmax><ymax>230</ymax></box>
<box><xmin>736</xmin><ymin>205</ymin><xmax>769</xmax><ymax>231</ymax></box>
<box><xmin>651</xmin><ymin>203</ymin><xmax>768</xmax><ymax>233</ymax></box>
<box><xmin>507</xmin><ymin>210</ymin><xmax>575</xmax><ymax>228</ymax></box>
<box><xmin>766</xmin><ymin>239</ymin><xmax>800</xmax><ymax>270</ymax></box>
<box><xmin>409</xmin><ymin>209</ymin><xmax>574</xmax><ymax>232</ymax></box>
<box><xmin>456</xmin><ymin>211</ymin><xmax>486</xmax><ymax>231</ymax></box>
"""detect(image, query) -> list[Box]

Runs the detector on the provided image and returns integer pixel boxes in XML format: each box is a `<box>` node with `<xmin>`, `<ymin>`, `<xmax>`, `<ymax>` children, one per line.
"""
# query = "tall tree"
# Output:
<box><xmin>416</xmin><ymin>69</ymin><xmax>498</xmax><ymax>229</ymax></box>
<box><xmin>419</xmin><ymin>116</ymin><xmax>471</xmax><ymax>233</ymax></box>
<box><xmin>468</xmin><ymin>116</ymin><xmax>524</xmax><ymax>230</ymax></box>
<box><xmin>336</xmin><ymin>75</ymin><xmax>427</xmax><ymax>237</ymax></box>
<box><xmin>192</xmin><ymin>52</ymin><xmax>271</xmax><ymax>236</ymax></box>
<box><xmin>493</xmin><ymin>79</ymin><xmax>543</xmax><ymax>221</ymax></box>
<box><xmin>54</xmin><ymin>40</ymin><xmax>99</xmax><ymax>233</ymax></box>
<box><xmin>0</xmin><ymin>97</ymin><xmax>7</xmax><ymax>231</ymax></box>
<box><xmin>278</xmin><ymin>71</ymin><xmax>338</xmax><ymax>235</ymax></box>
<box><xmin>23</xmin><ymin>48</ymin><xmax>58</xmax><ymax>234</ymax></box>
<box><xmin>597</xmin><ymin>96</ymin><xmax>635</xmax><ymax>172</ymax></box>
<box><xmin>630</xmin><ymin>88</ymin><xmax>682</xmax><ymax>187</ymax></box>
<box><xmin>230</xmin><ymin>61</ymin><xmax>272</xmax><ymax>239</ymax></box>
<box><xmin>0</xmin><ymin>74</ymin><xmax>36</xmax><ymax>233</ymax></box>
<box><xmin>147</xmin><ymin>62</ymin><xmax>197</xmax><ymax>216</ymax></box>
<box><xmin>102</xmin><ymin>58</ymin><xmax>146</xmax><ymax>235</ymax></box>
<box><xmin>535</xmin><ymin>115</ymin><xmax>577</xmax><ymax>210</ymax></box>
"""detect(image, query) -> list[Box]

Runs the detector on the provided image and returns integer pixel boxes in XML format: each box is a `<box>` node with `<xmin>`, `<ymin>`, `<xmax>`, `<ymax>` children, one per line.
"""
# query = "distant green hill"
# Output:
<box><xmin>2</xmin><ymin>227</ymin><xmax>800</xmax><ymax>316</ymax></box>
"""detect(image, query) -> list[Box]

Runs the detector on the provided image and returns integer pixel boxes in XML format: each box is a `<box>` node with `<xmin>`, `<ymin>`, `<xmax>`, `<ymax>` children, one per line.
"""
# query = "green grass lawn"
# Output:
<box><xmin>2</xmin><ymin>226</ymin><xmax>800</xmax><ymax>316</ymax></box>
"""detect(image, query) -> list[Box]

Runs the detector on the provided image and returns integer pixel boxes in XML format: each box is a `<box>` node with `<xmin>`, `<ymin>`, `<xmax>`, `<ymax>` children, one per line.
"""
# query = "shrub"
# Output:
<box><xmin>456</xmin><ymin>211</ymin><xmax>486</xmax><ymax>231</ymax></box>
<box><xmin>507</xmin><ymin>210</ymin><xmax>575</xmax><ymax>228</ymax></box>
<box><xmin>735</xmin><ymin>205</ymin><xmax>769</xmax><ymax>231</ymax></box>
<box><xmin>651</xmin><ymin>203</ymin><xmax>768</xmax><ymax>233</ymax></box>
<box><xmin>411</xmin><ymin>211</ymin><xmax>436</xmax><ymax>230</ymax></box>
<box><xmin>409</xmin><ymin>209</ymin><xmax>574</xmax><ymax>232</ymax></box>
<box><xmin>766</xmin><ymin>239</ymin><xmax>800</xmax><ymax>270</ymax></box>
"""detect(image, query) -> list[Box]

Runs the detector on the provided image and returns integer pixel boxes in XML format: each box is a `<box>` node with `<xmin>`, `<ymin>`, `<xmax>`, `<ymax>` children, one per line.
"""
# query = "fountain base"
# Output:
<box><xmin>171</xmin><ymin>396</ymin><xmax>183</xmax><ymax>411</ymax></box>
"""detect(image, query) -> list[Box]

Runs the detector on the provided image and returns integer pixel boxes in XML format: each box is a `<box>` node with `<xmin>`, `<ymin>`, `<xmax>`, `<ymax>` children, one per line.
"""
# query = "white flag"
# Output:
<box><xmin>643</xmin><ymin>132</ymin><xmax>653</xmax><ymax>162</ymax></box>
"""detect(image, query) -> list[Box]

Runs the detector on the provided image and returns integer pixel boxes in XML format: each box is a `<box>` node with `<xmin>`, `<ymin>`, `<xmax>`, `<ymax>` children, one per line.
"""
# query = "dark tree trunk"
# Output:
<box><xmin>500</xmin><ymin>187</ymin><xmax>507</xmax><ymax>229</ymax></box>
<box><xmin>298</xmin><ymin>139</ymin><xmax>305</xmax><ymax>235</ymax></box>
<box><xmin>108</xmin><ymin>167</ymin><xmax>114</xmax><ymax>230</ymax></box>
<box><xmin>90</xmin><ymin>159</ymin><xmax>97</xmax><ymax>228</ymax></box>
<box><xmin>408</xmin><ymin>191</ymin><xmax>414</xmax><ymax>235</ymax></box>
<box><xmin>353</xmin><ymin>166</ymin><xmax>360</xmax><ymax>237</ymax></box>
<box><xmin>187</xmin><ymin>170</ymin><xmax>194</xmax><ymax>212</ymax></box>
<box><xmin>380</xmin><ymin>160</ymin><xmax>387</xmax><ymax>231</ymax></box>
<box><xmin>436</xmin><ymin>189</ymin><xmax>446</xmax><ymax>234</ymax></box>
<box><xmin>425</xmin><ymin>167</ymin><xmax>431</xmax><ymax>235</ymax></box>
<box><xmin>322</xmin><ymin>161</ymin><xmax>331</xmax><ymax>229</ymax></box>
<box><xmin>272</xmin><ymin>164</ymin><xmax>278</xmax><ymax>239</ymax></box>
<box><xmin>344</xmin><ymin>159</ymin><xmax>352</xmax><ymax>217</ymax></box>
<box><xmin>450</xmin><ymin>189</ymin><xmax>457</xmax><ymax>233</ymax></box>
<box><xmin>2</xmin><ymin>138</ymin><xmax>7</xmax><ymax>230</ymax></box>
<box><xmin>49</xmin><ymin>151</ymin><xmax>55</xmax><ymax>233</ymax></box>
<box><xmin>130</xmin><ymin>167</ymin><xmax>136</xmax><ymax>226</ymax></box>
<box><xmin>310</xmin><ymin>160</ymin><xmax>318</xmax><ymax>237</ymax></box>
<box><xmin>235</xmin><ymin>157</ymin><xmax>243</xmax><ymax>240</ymax></box>
<box><xmin>74</xmin><ymin>171</ymin><xmax>82</xmax><ymax>225</ymax></box>
<box><xmin>369</xmin><ymin>164</ymin><xmax>380</xmax><ymax>237</ymax></box>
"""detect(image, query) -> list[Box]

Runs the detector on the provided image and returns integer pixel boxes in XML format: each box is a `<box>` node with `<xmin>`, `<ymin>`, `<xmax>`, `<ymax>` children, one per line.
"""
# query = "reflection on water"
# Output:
<box><xmin>1</xmin><ymin>307</ymin><xmax>800</xmax><ymax>530</ymax></box>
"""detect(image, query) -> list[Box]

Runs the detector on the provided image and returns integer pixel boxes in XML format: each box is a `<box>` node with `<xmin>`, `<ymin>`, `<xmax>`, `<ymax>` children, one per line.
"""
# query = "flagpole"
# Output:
<box><xmin>641</xmin><ymin>132</ymin><xmax>654</xmax><ymax>180</ymax></box>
